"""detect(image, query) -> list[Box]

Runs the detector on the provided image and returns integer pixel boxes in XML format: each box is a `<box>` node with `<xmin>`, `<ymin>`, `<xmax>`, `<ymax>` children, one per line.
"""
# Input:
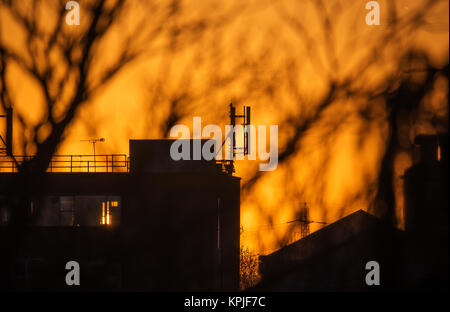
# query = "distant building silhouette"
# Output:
<box><xmin>0</xmin><ymin>139</ymin><xmax>240</xmax><ymax>291</ymax></box>
<box><xmin>402</xmin><ymin>133</ymin><xmax>448</xmax><ymax>289</ymax></box>
<box><xmin>254</xmin><ymin>133</ymin><xmax>448</xmax><ymax>291</ymax></box>
<box><xmin>255</xmin><ymin>210</ymin><xmax>404</xmax><ymax>291</ymax></box>
<box><xmin>404</xmin><ymin>133</ymin><xmax>448</xmax><ymax>234</ymax></box>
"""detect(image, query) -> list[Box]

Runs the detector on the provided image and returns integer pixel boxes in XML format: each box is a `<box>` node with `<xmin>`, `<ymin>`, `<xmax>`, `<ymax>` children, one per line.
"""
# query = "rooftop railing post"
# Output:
<box><xmin>93</xmin><ymin>143</ymin><xmax>96</xmax><ymax>172</ymax></box>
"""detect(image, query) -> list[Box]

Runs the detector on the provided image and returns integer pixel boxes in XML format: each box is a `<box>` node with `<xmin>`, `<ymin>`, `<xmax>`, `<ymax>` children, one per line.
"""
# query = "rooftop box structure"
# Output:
<box><xmin>129</xmin><ymin>139</ymin><xmax>218</xmax><ymax>173</ymax></box>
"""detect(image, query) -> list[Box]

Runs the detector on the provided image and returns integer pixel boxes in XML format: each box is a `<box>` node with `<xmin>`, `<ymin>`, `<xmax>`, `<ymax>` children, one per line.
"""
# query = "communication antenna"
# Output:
<box><xmin>0</xmin><ymin>107</ymin><xmax>13</xmax><ymax>156</ymax></box>
<box><xmin>219</xmin><ymin>102</ymin><xmax>251</xmax><ymax>175</ymax></box>
<box><xmin>229</xmin><ymin>102</ymin><xmax>251</xmax><ymax>157</ymax></box>
<box><xmin>80</xmin><ymin>138</ymin><xmax>105</xmax><ymax>172</ymax></box>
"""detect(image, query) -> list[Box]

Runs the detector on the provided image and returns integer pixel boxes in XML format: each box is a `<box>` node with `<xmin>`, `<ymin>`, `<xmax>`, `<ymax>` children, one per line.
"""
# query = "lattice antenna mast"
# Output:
<box><xmin>0</xmin><ymin>108</ymin><xmax>13</xmax><ymax>156</ymax></box>
<box><xmin>221</xmin><ymin>102</ymin><xmax>251</xmax><ymax>175</ymax></box>
<box><xmin>299</xmin><ymin>202</ymin><xmax>310</xmax><ymax>238</ymax></box>
<box><xmin>286</xmin><ymin>202</ymin><xmax>328</xmax><ymax>239</ymax></box>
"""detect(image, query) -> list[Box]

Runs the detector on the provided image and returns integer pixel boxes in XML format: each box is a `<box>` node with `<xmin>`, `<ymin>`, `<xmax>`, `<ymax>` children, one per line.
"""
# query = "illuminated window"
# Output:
<box><xmin>33</xmin><ymin>195</ymin><xmax>121</xmax><ymax>226</ymax></box>
<box><xmin>107</xmin><ymin>201</ymin><xmax>110</xmax><ymax>225</ymax></box>
<box><xmin>101</xmin><ymin>202</ymin><xmax>105</xmax><ymax>225</ymax></box>
<box><xmin>101</xmin><ymin>200</ymin><xmax>119</xmax><ymax>225</ymax></box>
<box><xmin>100</xmin><ymin>201</ymin><xmax>111</xmax><ymax>225</ymax></box>
<box><xmin>437</xmin><ymin>144</ymin><xmax>441</xmax><ymax>162</ymax></box>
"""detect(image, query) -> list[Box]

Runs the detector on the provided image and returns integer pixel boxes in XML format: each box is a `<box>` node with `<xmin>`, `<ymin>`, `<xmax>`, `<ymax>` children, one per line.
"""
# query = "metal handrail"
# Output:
<box><xmin>0</xmin><ymin>154</ymin><xmax>128</xmax><ymax>173</ymax></box>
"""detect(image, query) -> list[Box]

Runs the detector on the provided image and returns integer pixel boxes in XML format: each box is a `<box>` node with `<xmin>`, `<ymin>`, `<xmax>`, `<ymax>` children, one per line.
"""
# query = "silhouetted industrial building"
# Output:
<box><xmin>254</xmin><ymin>133</ymin><xmax>448</xmax><ymax>291</ymax></box>
<box><xmin>255</xmin><ymin>210</ymin><xmax>404</xmax><ymax>291</ymax></box>
<box><xmin>0</xmin><ymin>139</ymin><xmax>240</xmax><ymax>291</ymax></box>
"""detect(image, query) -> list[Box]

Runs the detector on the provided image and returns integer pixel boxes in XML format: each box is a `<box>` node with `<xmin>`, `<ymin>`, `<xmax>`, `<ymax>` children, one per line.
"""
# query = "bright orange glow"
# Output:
<box><xmin>0</xmin><ymin>0</ymin><xmax>448</xmax><ymax>255</ymax></box>
<box><xmin>101</xmin><ymin>201</ymin><xmax>111</xmax><ymax>225</ymax></box>
<box><xmin>437</xmin><ymin>144</ymin><xmax>441</xmax><ymax>162</ymax></box>
<box><xmin>101</xmin><ymin>201</ymin><xmax>105</xmax><ymax>225</ymax></box>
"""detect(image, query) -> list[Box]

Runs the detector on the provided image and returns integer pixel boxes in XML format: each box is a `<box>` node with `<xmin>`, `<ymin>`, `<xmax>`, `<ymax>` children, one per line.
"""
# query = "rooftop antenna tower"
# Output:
<box><xmin>220</xmin><ymin>101</ymin><xmax>251</xmax><ymax>175</ymax></box>
<box><xmin>0</xmin><ymin>107</ymin><xmax>13</xmax><ymax>156</ymax></box>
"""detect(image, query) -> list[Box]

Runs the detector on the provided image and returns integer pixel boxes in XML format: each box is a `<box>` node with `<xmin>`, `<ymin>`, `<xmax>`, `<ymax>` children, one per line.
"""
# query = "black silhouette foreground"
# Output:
<box><xmin>0</xmin><ymin>134</ymin><xmax>447</xmax><ymax>291</ymax></box>
<box><xmin>252</xmin><ymin>134</ymin><xmax>448</xmax><ymax>291</ymax></box>
<box><xmin>0</xmin><ymin>140</ymin><xmax>240</xmax><ymax>291</ymax></box>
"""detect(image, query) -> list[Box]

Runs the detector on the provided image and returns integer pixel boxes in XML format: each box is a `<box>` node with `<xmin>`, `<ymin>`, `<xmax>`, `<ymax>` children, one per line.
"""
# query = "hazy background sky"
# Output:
<box><xmin>1</xmin><ymin>0</ymin><xmax>448</xmax><ymax>254</ymax></box>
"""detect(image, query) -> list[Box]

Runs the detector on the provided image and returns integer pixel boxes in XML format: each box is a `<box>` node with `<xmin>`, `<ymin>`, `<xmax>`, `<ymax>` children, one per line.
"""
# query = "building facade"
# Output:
<box><xmin>0</xmin><ymin>140</ymin><xmax>240</xmax><ymax>291</ymax></box>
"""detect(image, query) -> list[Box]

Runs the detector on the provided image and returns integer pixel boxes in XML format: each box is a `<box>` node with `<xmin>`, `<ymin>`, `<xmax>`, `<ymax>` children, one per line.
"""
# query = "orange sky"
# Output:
<box><xmin>1</xmin><ymin>0</ymin><xmax>448</xmax><ymax>254</ymax></box>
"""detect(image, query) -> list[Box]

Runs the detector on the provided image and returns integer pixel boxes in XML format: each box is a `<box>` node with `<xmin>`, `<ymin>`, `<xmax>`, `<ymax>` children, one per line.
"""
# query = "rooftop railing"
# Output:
<box><xmin>0</xmin><ymin>154</ymin><xmax>129</xmax><ymax>173</ymax></box>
